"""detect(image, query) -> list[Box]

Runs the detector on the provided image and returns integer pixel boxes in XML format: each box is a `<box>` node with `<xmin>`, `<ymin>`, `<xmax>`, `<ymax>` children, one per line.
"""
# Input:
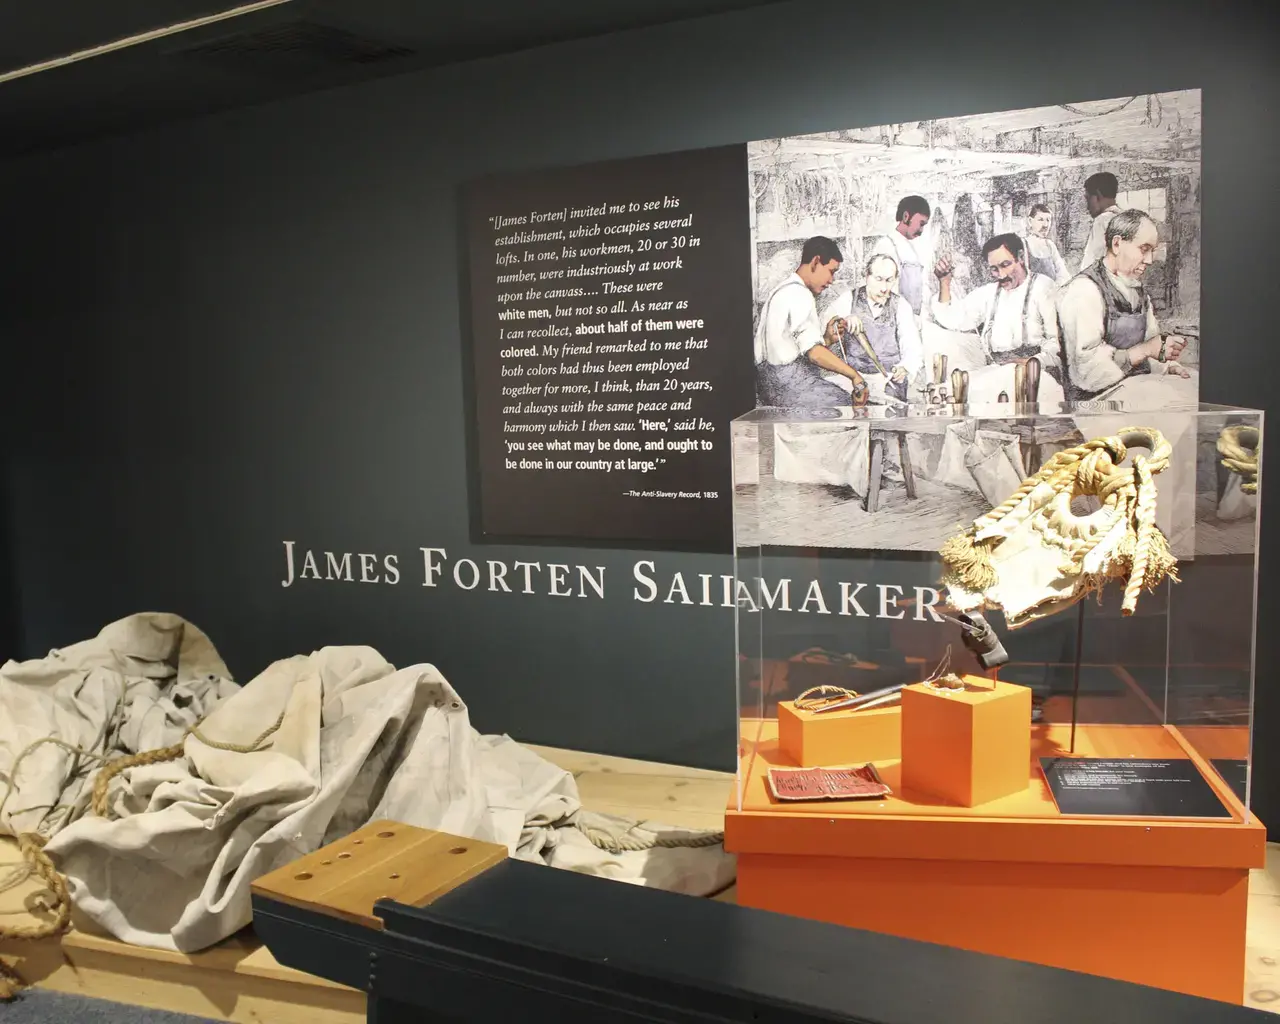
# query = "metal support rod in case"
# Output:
<box><xmin>1069</xmin><ymin>601</ymin><xmax>1086</xmax><ymax>754</ymax></box>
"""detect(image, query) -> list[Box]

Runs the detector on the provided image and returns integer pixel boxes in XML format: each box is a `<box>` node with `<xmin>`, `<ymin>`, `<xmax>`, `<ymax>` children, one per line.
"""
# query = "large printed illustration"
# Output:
<box><xmin>739</xmin><ymin>91</ymin><xmax>1217</xmax><ymax>552</ymax></box>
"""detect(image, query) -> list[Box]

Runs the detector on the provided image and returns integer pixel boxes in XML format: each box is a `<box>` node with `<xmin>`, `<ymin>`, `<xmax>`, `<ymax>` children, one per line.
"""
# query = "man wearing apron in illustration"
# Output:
<box><xmin>822</xmin><ymin>253</ymin><xmax>924</xmax><ymax>403</ymax></box>
<box><xmin>753</xmin><ymin>236</ymin><xmax>868</xmax><ymax>408</ymax></box>
<box><xmin>871</xmin><ymin>196</ymin><xmax>932</xmax><ymax>320</ymax></box>
<box><xmin>1022</xmin><ymin>203</ymin><xmax>1071</xmax><ymax>286</ymax></box>
<box><xmin>931</xmin><ymin>233</ymin><xmax>1064</xmax><ymax>402</ymax></box>
<box><xmin>1056</xmin><ymin>209</ymin><xmax>1189</xmax><ymax>400</ymax></box>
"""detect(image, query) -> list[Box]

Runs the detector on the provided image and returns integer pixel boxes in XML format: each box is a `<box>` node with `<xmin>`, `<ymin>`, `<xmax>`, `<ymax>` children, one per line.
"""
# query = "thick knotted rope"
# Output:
<box><xmin>0</xmin><ymin>708</ymin><xmax>284</xmax><ymax>1001</ymax></box>
<box><xmin>0</xmin><ymin>832</ymin><xmax>72</xmax><ymax>1000</ymax></box>
<box><xmin>1218</xmin><ymin>424</ymin><xmax>1260</xmax><ymax>495</ymax></box>
<box><xmin>89</xmin><ymin>709</ymin><xmax>285</xmax><ymax>820</ymax></box>
<box><xmin>940</xmin><ymin>427</ymin><xmax>1177</xmax><ymax>616</ymax></box>
<box><xmin>1</xmin><ymin>733</ymin><xmax>114</xmax><ymax>999</ymax></box>
<box><xmin>0</xmin><ymin>961</ymin><xmax>20</xmax><ymax>1001</ymax></box>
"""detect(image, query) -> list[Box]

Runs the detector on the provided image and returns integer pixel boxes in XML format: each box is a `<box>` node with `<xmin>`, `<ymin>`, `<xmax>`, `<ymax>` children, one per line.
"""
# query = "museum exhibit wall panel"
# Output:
<box><xmin>0</xmin><ymin>0</ymin><xmax>1276</xmax><ymax>808</ymax></box>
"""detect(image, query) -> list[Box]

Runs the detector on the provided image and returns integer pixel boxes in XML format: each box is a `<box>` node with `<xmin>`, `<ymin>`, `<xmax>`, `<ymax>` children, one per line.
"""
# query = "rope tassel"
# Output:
<box><xmin>938</xmin><ymin>529</ymin><xmax>997</xmax><ymax>592</ymax></box>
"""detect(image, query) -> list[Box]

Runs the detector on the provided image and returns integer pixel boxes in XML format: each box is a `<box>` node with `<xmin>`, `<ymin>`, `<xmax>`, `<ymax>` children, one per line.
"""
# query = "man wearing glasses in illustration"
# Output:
<box><xmin>930</xmin><ymin>232</ymin><xmax>1063</xmax><ymax>395</ymax></box>
<box><xmin>1055</xmin><ymin>208</ymin><xmax>1189</xmax><ymax>400</ymax></box>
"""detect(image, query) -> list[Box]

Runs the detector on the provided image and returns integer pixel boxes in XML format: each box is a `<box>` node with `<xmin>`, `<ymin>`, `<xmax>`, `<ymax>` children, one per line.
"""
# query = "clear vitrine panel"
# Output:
<box><xmin>732</xmin><ymin>401</ymin><xmax>1261</xmax><ymax>823</ymax></box>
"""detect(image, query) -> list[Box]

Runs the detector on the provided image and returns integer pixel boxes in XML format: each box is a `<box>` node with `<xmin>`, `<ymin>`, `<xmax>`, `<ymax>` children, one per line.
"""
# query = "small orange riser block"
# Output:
<box><xmin>777</xmin><ymin>700</ymin><xmax>901</xmax><ymax>767</ymax></box>
<box><xmin>901</xmin><ymin>677</ymin><xmax>1032</xmax><ymax>807</ymax></box>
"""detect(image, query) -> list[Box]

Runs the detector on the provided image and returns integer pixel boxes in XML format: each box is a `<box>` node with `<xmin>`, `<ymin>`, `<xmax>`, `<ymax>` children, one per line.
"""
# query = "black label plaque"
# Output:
<box><xmin>1039</xmin><ymin>758</ymin><xmax>1231</xmax><ymax>819</ymax></box>
<box><xmin>1211</xmin><ymin>758</ymin><xmax>1249</xmax><ymax>804</ymax></box>
<box><xmin>464</xmin><ymin>144</ymin><xmax>757</xmax><ymax>547</ymax></box>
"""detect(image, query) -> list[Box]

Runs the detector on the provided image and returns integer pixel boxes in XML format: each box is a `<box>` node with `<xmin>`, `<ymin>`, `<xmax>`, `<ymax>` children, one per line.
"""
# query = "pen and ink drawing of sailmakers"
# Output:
<box><xmin>739</xmin><ymin>90</ymin><xmax>1205</xmax><ymax>554</ymax></box>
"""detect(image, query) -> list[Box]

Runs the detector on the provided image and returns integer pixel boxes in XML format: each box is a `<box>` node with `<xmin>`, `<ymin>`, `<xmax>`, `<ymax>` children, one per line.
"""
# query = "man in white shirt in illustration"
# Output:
<box><xmin>754</xmin><ymin>236</ymin><xmax>869</xmax><ymax>408</ymax></box>
<box><xmin>1057</xmin><ymin>208</ymin><xmax>1189</xmax><ymax>399</ymax></box>
<box><xmin>822</xmin><ymin>253</ymin><xmax>924</xmax><ymax>403</ymax></box>
<box><xmin>1078</xmin><ymin>172</ymin><xmax>1120</xmax><ymax>272</ymax></box>
<box><xmin>931</xmin><ymin>233</ymin><xmax>1063</xmax><ymax>401</ymax></box>
<box><xmin>871</xmin><ymin>196</ymin><xmax>933</xmax><ymax>319</ymax></box>
<box><xmin>755</xmin><ymin>238</ymin><xmax>891</xmax><ymax>502</ymax></box>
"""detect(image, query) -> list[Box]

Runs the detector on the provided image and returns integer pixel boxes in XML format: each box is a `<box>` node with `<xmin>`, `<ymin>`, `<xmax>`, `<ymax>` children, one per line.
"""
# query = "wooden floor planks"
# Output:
<box><xmin>3</xmin><ymin>741</ymin><xmax>1278</xmax><ymax>1016</ymax></box>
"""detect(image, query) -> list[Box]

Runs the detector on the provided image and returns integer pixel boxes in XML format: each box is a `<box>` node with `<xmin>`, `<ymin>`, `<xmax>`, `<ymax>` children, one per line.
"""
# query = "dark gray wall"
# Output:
<box><xmin>2</xmin><ymin>1</ymin><xmax>1278</xmax><ymax>818</ymax></box>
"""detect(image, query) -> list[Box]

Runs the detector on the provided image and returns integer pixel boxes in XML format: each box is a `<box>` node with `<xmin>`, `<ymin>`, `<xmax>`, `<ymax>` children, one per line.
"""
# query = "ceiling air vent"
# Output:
<box><xmin>169</xmin><ymin>19</ymin><xmax>417</xmax><ymax>78</ymax></box>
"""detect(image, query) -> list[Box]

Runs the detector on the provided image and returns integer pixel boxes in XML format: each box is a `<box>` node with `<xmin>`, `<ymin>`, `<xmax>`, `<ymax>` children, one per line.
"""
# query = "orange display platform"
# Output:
<box><xmin>724</xmin><ymin>717</ymin><xmax>1266</xmax><ymax>1004</ymax></box>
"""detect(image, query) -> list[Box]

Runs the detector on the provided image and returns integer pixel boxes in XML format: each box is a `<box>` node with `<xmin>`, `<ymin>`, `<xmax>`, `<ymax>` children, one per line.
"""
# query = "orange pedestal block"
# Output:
<box><xmin>900</xmin><ymin>677</ymin><xmax>1032</xmax><ymax>806</ymax></box>
<box><xmin>777</xmin><ymin>700</ymin><xmax>901</xmax><ymax>767</ymax></box>
<box><xmin>726</xmin><ymin>718</ymin><xmax>1265</xmax><ymax>1004</ymax></box>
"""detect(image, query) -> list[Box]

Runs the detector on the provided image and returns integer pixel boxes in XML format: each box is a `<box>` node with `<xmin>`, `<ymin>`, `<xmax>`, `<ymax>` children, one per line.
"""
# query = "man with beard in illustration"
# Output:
<box><xmin>764</xmin><ymin>253</ymin><xmax>923</xmax><ymax>506</ymax></box>
<box><xmin>1056</xmin><ymin>208</ymin><xmax>1189</xmax><ymax>399</ymax></box>
<box><xmin>931</xmin><ymin>233</ymin><xmax>1063</xmax><ymax>402</ymax></box>
<box><xmin>822</xmin><ymin>253</ymin><xmax>924</xmax><ymax>404</ymax></box>
<box><xmin>753</xmin><ymin>235</ymin><xmax>869</xmax><ymax>408</ymax></box>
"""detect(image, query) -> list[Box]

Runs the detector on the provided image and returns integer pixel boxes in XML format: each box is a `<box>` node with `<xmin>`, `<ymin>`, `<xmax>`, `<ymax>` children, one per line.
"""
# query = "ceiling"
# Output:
<box><xmin>0</xmin><ymin>0</ymin><xmax>786</xmax><ymax>159</ymax></box>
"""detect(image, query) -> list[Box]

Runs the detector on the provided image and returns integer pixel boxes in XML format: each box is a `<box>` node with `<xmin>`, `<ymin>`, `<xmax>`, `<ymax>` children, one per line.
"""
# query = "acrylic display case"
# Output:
<box><xmin>731</xmin><ymin>401</ymin><xmax>1263</xmax><ymax>826</ymax></box>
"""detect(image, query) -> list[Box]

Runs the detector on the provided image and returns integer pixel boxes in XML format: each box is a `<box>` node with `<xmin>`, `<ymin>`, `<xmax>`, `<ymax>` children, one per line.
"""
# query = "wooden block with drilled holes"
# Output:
<box><xmin>249</xmin><ymin>820</ymin><xmax>508</xmax><ymax>930</ymax></box>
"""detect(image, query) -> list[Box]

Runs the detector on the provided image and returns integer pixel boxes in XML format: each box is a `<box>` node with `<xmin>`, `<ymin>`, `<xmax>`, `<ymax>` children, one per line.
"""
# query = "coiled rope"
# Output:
<box><xmin>1218</xmin><ymin>424</ymin><xmax>1260</xmax><ymax>495</ymax></box>
<box><xmin>940</xmin><ymin>427</ymin><xmax>1177</xmax><ymax>616</ymax></box>
<box><xmin>0</xmin><ymin>708</ymin><xmax>284</xmax><ymax>1000</ymax></box>
<box><xmin>0</xmin><ymin>832</ymin><xmax>72</xmax><ymax>1000</ymax></box>
<box><xmin>89</xmin><ymin>709</ymin><xmax>286</xmax><ymax>820</ymax></box>
<box><xmin>574</xmin><ymin>819</ymin><xmax>725</xmax><ymax>854</ymax></box>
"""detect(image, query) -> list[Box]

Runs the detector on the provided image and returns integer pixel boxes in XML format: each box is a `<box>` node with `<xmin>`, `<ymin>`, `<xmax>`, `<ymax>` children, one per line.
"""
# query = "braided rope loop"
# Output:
<box><xmin>940</xmin><ymin>426</ymin><xmax>1177</xmax><ymax>617</ymax></box>
<box><xmin>1218</xmin><ymin>424</ymin><xmax>1260</xmax><ymax>495</ymax></box>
